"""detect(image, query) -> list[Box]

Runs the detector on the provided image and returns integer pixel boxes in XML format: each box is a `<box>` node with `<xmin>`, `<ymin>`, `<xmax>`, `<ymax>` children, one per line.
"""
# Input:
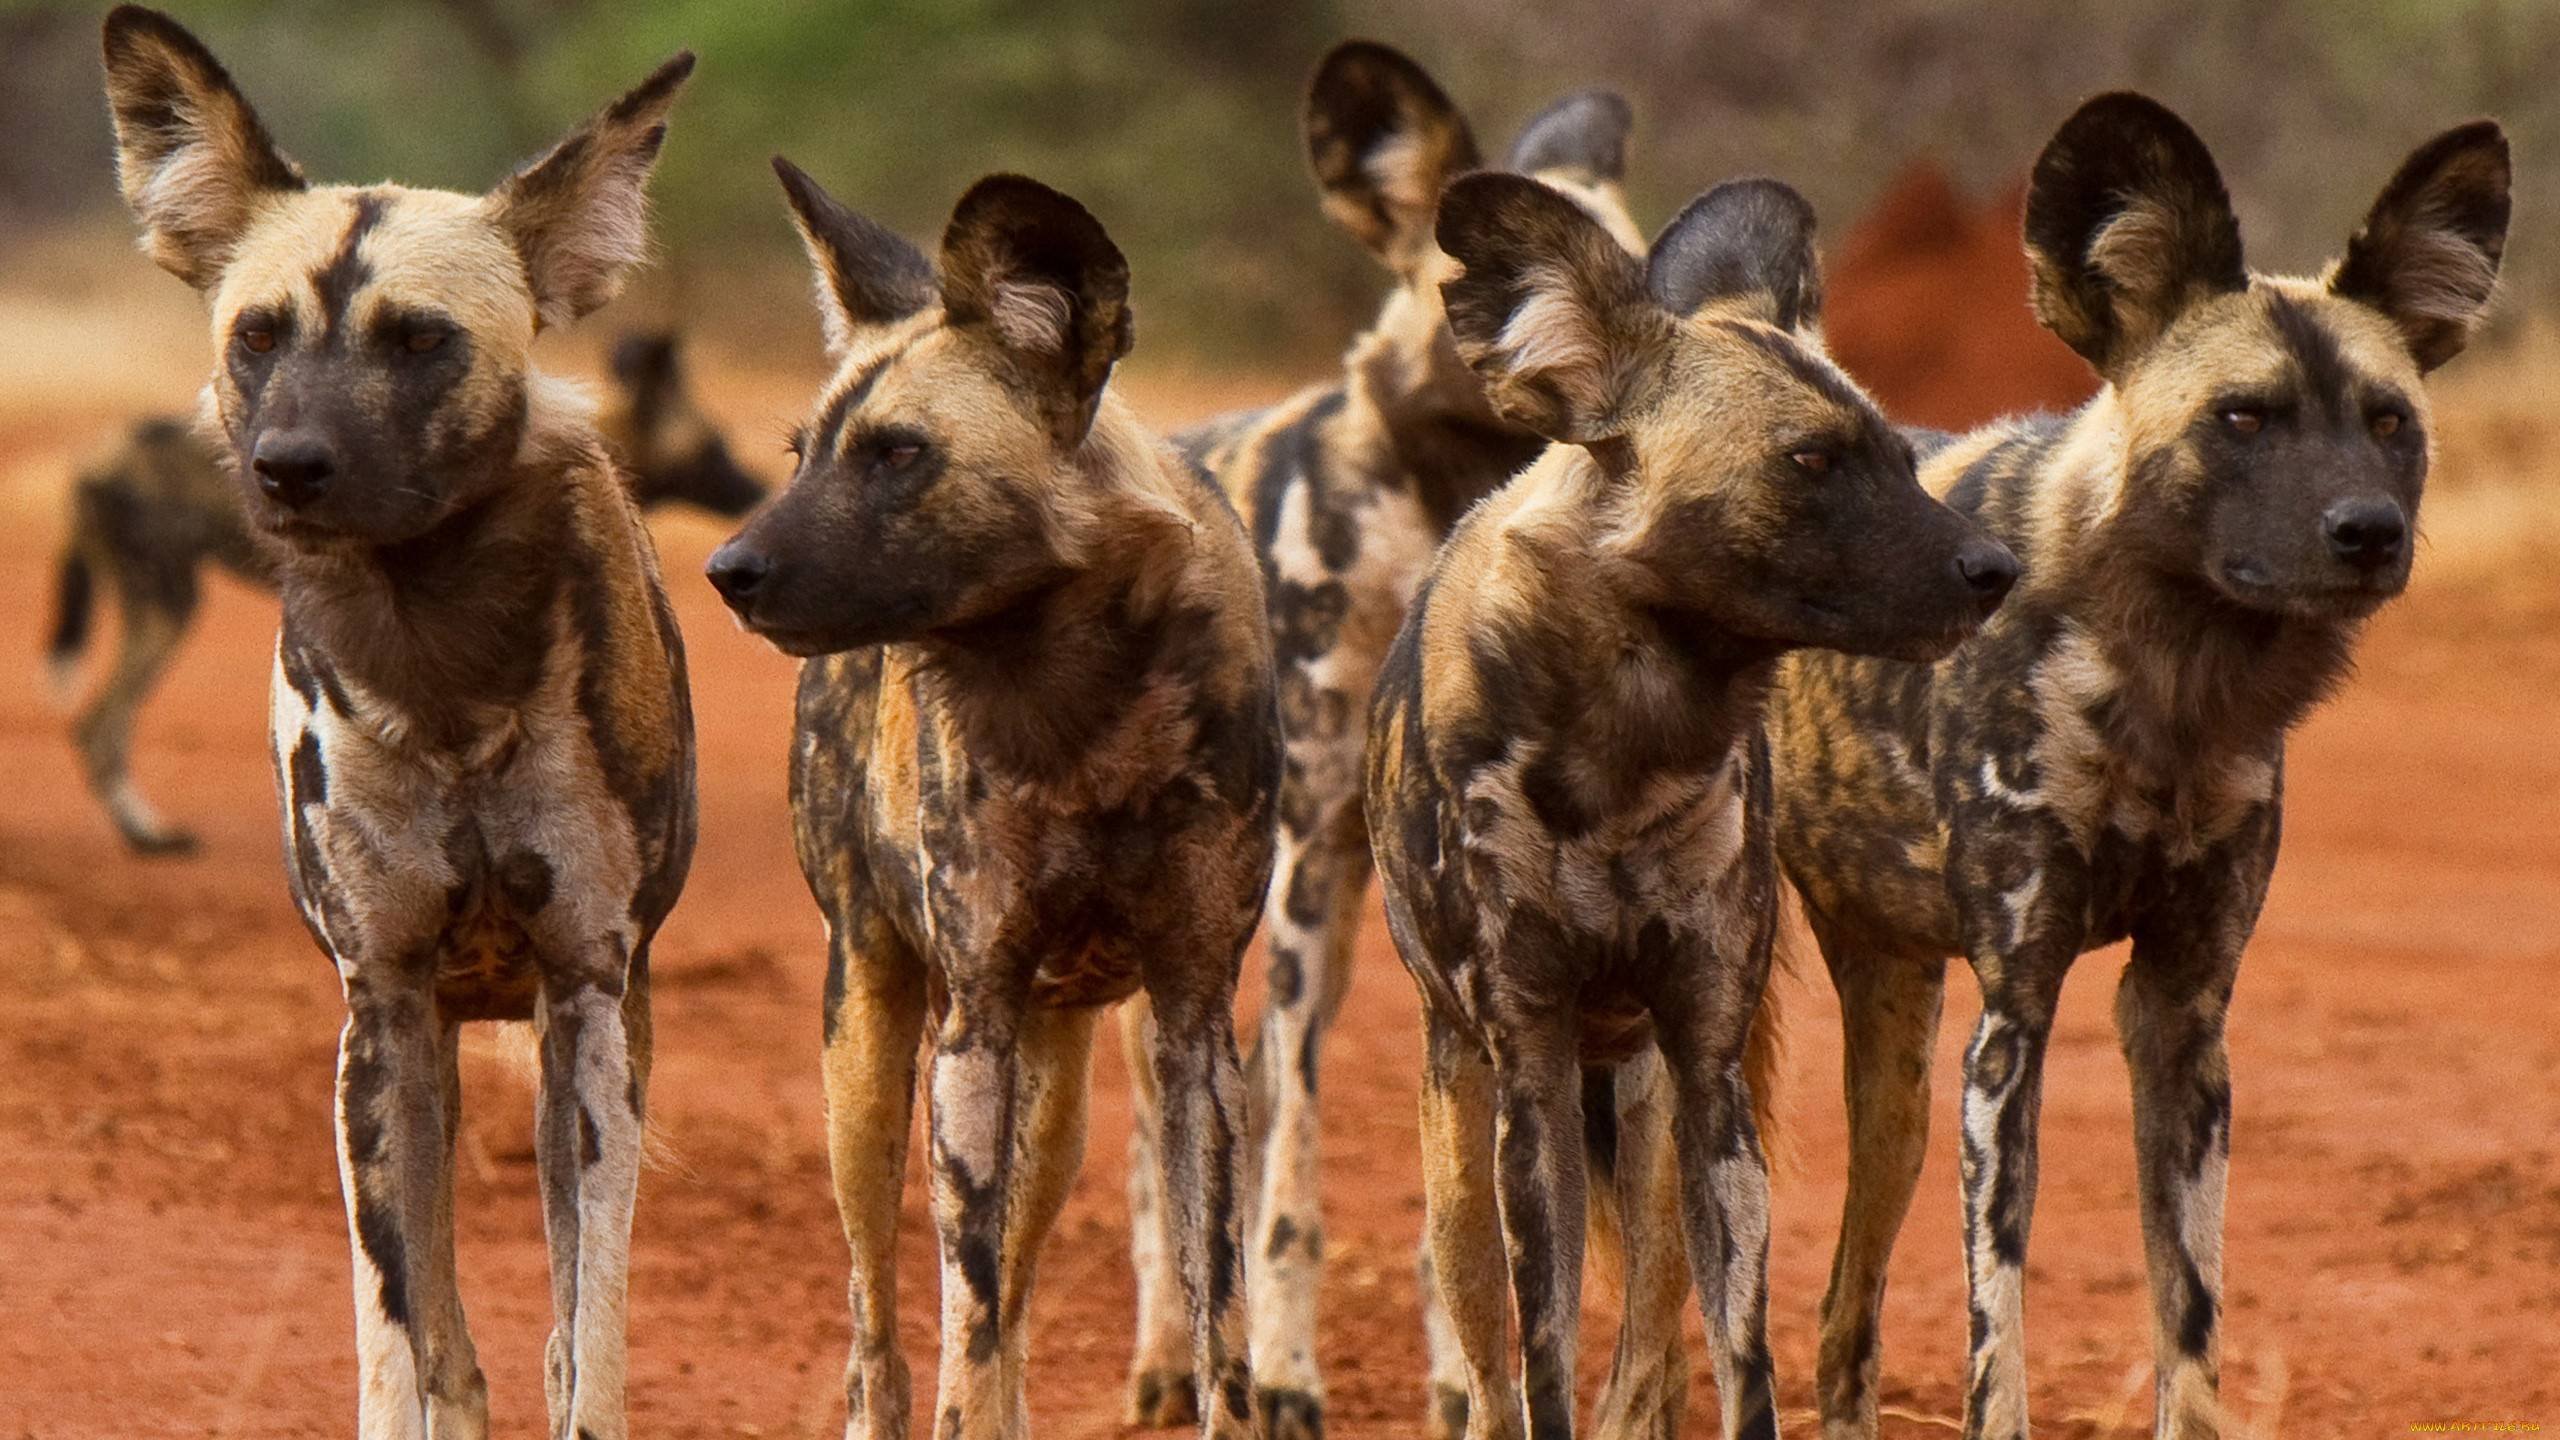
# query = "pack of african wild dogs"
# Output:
<box><xmin>62</xmin><ymin>5</ymin><xmax>2510</xmax><ymax>1437</ymax></box>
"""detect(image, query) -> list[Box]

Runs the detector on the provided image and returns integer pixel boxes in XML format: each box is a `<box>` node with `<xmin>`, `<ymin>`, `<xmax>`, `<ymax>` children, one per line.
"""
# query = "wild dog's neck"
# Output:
<box><xmin>276</xmin><ymin>450</ymin><xmax>583</xmax><ymax>744</ymax></box>
<box><xmin>2040</xmin><ymin>391</ymin><xmax>2364</xmax><ymax>763</ymax></box>
<box><xmin>1489</xmin><ymin>452</ymin><xmax>1779</xmax><ymax>789</ymax></box>
<box><xmin>912</xmin><ymin>433</ymin><xmax>1206</xmax><ymax>781</ymax></box>
<box><xmin>1345</xmin><ymin>308</ymin><xmax>1544</xmax><ymax>536</ymax></box>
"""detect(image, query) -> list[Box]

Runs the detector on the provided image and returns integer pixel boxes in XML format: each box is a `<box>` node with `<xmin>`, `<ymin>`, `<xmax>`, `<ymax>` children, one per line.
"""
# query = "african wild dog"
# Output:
<box><xmin>704</xmin><ymin>163</ymin><xmax>1281</xmax><ymax>1440</ymax></box>
<box><xmin>1368</xmin><ymin>173</ymin><xmax>2019</xmax><ymax>1440</ymax></box>
<box><xmin>1122</xmin><ymin>42</ymin><xmax>1647</xmax><ymax>1437</ymax></box>
<box><xmin>1766</xmin><ymin>95</ymin><xmax>2510</xmax><ymax>1438</ymax></box>
<box><xmin>100</xmin><ymin>9</ymin><xmax>698</xmax><ymax>1436</ymax></box>
<box><xmin>45</xmin><ymin>330</ymin><xmax>757</xmax><ymax>857</ymax></box>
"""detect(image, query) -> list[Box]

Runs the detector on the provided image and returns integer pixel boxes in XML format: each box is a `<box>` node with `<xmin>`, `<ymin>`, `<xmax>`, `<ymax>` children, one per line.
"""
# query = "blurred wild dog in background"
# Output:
<box><xmin>1127</xmin><ymin>41</ymin><xmax>1648</xmax><ymax>1438</ymax></box>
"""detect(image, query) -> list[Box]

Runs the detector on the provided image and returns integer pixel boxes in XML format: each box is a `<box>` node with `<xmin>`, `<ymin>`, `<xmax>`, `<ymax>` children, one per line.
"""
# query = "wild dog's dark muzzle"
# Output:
<box><xmin>703</xmin><ymin>541</ymin><xmax>771</xmax><ymax>610</ymax></box>
<box><xmin>1955</xmin><ymin>539</ymin><xmax>2021</xmax><ymax>614</ymax></box>
<box><xmin>2322</xmin><ymin>496</ymin><xmax>2407</xmax><ymax>572</ymax></box>
<box><xmin>251</xmin><ymin>429</ymin><xmax>338</xmax><ymax>509</ymax></box>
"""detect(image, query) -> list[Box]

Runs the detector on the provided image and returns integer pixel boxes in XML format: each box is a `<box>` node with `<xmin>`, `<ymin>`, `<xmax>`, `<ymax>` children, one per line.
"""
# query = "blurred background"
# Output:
<box><xmin>2</xmin><ymin>5</ymin><xmax>2556</xmax><ymax>1437</ymax></box>
<box><xmin>3</xmin><ymin>0</ymin><xmax>2555</xmax><ymax>366</ymax></box>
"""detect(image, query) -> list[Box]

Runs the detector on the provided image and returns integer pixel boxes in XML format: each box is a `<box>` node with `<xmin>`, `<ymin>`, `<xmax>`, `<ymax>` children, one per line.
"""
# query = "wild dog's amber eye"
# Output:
<box><xmin>2222</xmin><ymin>408</ymin><xmax>2264</xmax><ymax>435</ymax></box>
<box><xmin>238</xmin><ymin>329</ymin><xmax>276</xmax><ymax>355</ymax></box>
<box><xmin>403</xmin><ymin>329</ymin><xmax>448</xmax><ymax>355</ymax></box>
<box><xmin>1791</xmin><ymin>450</ymin><xmax>1832</xmax><ymax>474</ymax></box>
<box><xmin>2371</xmin><ymin>412</ymin><xmax>2403</xmax><ymax>439</ymax></box>
<box><xmin>881</xmin><ymin>443</ymin><xmax>923</xmax><ymax>468</ymax></box>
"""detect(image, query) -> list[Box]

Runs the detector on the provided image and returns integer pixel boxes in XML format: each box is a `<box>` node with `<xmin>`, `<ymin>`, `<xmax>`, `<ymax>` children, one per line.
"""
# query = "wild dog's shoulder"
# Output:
<box><xmin>1204</xmin><ymin>382</ymin><xmax>1360</xmax><ymax>557</ymax></box>
<box><xmin>1920</xmin><ymin>413</ymin><xmax>2073</xmax><ymax>524</ymax></box>
<box><xmin>1171</xmin><ymin>398</ymin><xmax>1284</xmax><ymax>482</ymax></box>
<box><xmin>1376</xmin><ymin>472</ymin><xmax>1557</xmax><ymax>778</ymax></box>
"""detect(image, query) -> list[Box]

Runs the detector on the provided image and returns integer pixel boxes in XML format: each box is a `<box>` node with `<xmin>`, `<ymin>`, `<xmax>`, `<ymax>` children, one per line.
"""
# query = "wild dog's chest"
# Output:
<box><xmin>1971</xmin><ymin>624</ymin><xmax>2282</xmax><ymax>867</ymax></box>
<box><xmin>888</xmin><ymin>674</ymin><xmax>1239</xmax><ymax>998</ymax></box>
<box><xmin>273</xmin><ymin>649</ymin><xmax>624</xmax><ymax>1001</ymax></box>
<box><xmin>1457</xmin><ymin>747</ymin><xmax>1755</xmax><ymax>947</ymax></box>
<box><xmin>910</xmin><ymin>780</ymin><xmax>1208</xmax><ymax>1009</ymax></box>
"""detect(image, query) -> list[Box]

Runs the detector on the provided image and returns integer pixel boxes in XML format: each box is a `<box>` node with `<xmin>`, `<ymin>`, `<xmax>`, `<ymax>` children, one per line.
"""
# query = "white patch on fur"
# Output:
<box><xmin>2025</xmin><ymin>622</ymin><xmax>2121</xmax><ymax>850</ymax></box>
<box><xmin>806</xmin><ymin>263</ymin><xmax>857</xmax><ymax>358</ymax></box>
<box><xmin>1365</xmin><ymin>130</ymin><xmax>1436</xmax><ymax>218</ymax></box>
<box><xmin>1998</xmin><ymin>872</ymin><xmax>2042</xmax><ymax>952</ymax></box>
<box><xmin>989</xmin><ymin>278</ymin><xmax>1074</xmax><ymax>356</ymax></box>
<box><xmin>1496</xmin><ymin>273</ymin><xmax>1610</xmax><ymax>403</ymax></box>
<box><xmin>2380</xmin><ymin>220</ymin><xmax>2501</xmax><ymax>333</ymax></box>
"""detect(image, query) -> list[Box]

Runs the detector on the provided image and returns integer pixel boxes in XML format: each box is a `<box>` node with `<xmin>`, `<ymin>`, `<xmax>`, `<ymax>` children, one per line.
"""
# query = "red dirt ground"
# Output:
<box><xmin>5</xmin><ymin>221</ymin><xmax>2558</xmax><ymax>1432</ymax></box>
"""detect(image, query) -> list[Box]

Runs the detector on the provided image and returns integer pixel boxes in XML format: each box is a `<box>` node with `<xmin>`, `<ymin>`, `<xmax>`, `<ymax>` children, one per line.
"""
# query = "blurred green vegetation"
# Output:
<box><xmin>2</xmin><ymin>0</ymin><xmax>2549</xmax><ymax>367</ymax></box>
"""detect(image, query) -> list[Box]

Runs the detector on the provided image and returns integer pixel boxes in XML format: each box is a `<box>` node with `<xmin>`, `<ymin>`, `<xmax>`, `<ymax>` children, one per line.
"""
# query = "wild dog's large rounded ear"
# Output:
<box><xmin>772</xmin><ymin>157</ymin><xmax>936</xmax><ymax>357</ymax></box>
<box><xmin>2330</xmin><ymin>121</ymin><xmax>2510</xmax><ymax>373</ymax></box>
<box><xmin>1506</xmin><ymin>89</ymin><xmax>1632</xmax><ymax>187</ymax></box>
<box><xmin>1646</xmin><ymin>178</ymin><xmax>1825</xmax><ymax>333</ymax></box>
<box><xmin>938</xmin><ymin>174</ymin><xmax>1135</xmax><ymax>448</ymax></box>
<box><xmin>100</xmin><ymin>5</ymin><xmax>306</xmax><ymax>290</ymax></box>
<box><xmin>1305</xmin><ymin>41</ymin><xmax>1481</xmax><ymax>272</ymax></box>
<box><xmin>2024</xmin><ymin>92</ymin><xmax>2245</xmax><ymax>376</ymax></box>
<box><xmin>1437</xmin><ymin>171</ymin><xmax>1662</xmax><ymax>445</ymax></box>
<box><xmin>487</xmin><ymin>50</ymin><xmax>694</xmax><ymax>331</ymax></box>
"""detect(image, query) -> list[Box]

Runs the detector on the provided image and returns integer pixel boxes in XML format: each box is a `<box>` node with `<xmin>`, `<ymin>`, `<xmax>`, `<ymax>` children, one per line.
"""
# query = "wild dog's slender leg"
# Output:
<box><xmin>2118</xmin><ymin>834</ymin><xmax>2269</xmax><ymax>1440</ymax></box>
<box><xmin>1490</xmin><ymin>1018</ymin><xmax>1588</xmax><ymax>1440</ymax></box>
<box><xmin>1418</xmin><ymin>1013</ymin><xmax>1520</xmax><ymax>1440</ymax></box>
<box><xmin>997</xmin><ymin>1005</ymin><xmax>1099</xmax><ymax>1439</ymax></box>
<box><xmin>534</xmin><ymin>965</ymin><xmax>647</xmax><ymax>1440</ymax></box>
<box><xmin>335</xmin><ymin>974</ymin><xmax>453</xmax><ymax>1440</ymax></box>
<box><xmin>1146</xmin><ymin>971</ymin><xmax>1257</xmax><ymax>1440</ymax></box>
<box><xmin>824</xmin><ymin>921</ymin><xmax>927</xmax><ymax>1440</ymax></box>
<box><xmin>1657</xmin><ymin>988</ymin><xmax>1778</xmax><ymax>1440</ymax></box>
<box><xmin>1950</xmin><ymin>815</ymin><xmax>2087</xmax><ymax>1440</ymax></box>
<box><xmin>1590</xmin><ymin>1048</ymin><xmax>1690</xmax><ymax>1440</ymax></box>
<box><xmin>1121</xmin><ymin>995</ymin><xmax>1198</xmax><ymax>1426</ymax></box>
<box><xmin>1814</xmin><ymin>927</ymin><xmax>1948</xmax><ymax>1440</ymax></box>
<box><xmin>927</xmin><ymin>987</ymin><xmax>1025</xmax><ymax>1440</ymax></box>
<box><xmin>75</xmin><ymin>571</ymin><xmax>196</xmax><ymax>854</ymax></box>
<box><xmin>1955</xmin><ymin>967</ymin><xmax>2068</xmax><ymax>1440</ymax></box>
<box><xmin>1416</xmin><ymin>1244</ymin><xmax>1475</xmax><ymax>1440</ymax></box>
<box><xmin>418</xmin><ymin>1017</ymin><xmax>490</xmax><ymax>1438</ymax></box>
<box><xmin>1252</xmin><ymin>782</ymin><xmax>1371</xmax><ymax>1436</ymax></box>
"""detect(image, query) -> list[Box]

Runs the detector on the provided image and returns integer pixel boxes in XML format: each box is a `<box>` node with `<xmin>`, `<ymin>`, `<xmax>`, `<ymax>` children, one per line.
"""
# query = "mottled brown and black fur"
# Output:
<box><xmin>46</xmin><ymin>332</ymin><xmax>756</xmax><ymax>856</ymax></box>
<box><xmin>706</xmin><ymin>165</ymin><xmax>1280</xmax><ymax>1440</ymax></box>
<box><xmin>101</xmin><ymin>10</ymin><xmax>699</xmax><ymax>1437</ymax></box>
<box><xmin>1118</xmin><ymin>44</ymin><xmax>1649</xmax><ymax>1438</ymax></box>
<box><xmin>1368</xmin><ymin>174</ymin><xmax>2017</xmax><ymax>1440</ymax></box>
<box><xmin>1766</xmin><ymin>95</ymin><xmax>2510</xmax><ymax>1439</ymax></box>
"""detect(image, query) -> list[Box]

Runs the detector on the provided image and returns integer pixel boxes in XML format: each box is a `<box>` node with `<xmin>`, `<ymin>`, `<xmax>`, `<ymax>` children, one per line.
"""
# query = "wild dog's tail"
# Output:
<box><xmin>45</xmin><ymin>543</ymin><xmax>96</xmax><ymax>703</ymax></box>
<box><xmin>1580</xmin><ymin>1063</ymin><xmax>1628</xmax><ymax>1284</ymax></box>
<box><xmin>1745</xmin><ymin>882</ymin><xmax>1803</xmax><ymax>1178</ymax></box>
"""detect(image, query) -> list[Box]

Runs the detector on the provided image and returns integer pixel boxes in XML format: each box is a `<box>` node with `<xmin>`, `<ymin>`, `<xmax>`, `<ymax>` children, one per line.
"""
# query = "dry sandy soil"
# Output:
<box><xmin>4</xmin><ymin>202</ymin><xmax>2558</xmax><ymax>1436</ymax></box>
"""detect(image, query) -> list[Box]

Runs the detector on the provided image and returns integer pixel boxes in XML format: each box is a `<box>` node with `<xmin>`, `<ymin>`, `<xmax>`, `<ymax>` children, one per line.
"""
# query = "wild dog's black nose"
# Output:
<box><xmin>251</xmin><ymin>433</ymin><xmax>336</xmax><ymax>509</ymax></box>
<box><xmin>705</xmin><ymin>543</ymin><xmax>771</xmax><ymax>607</ymax></box>
<box><xmin>2324</xmin><ymin>498</ymin><xmax>2407</xmax><ymax>570</ymax></box>
<box><xmin>1955</xmin><ymin>540</ymin><xmax>2020</xmax><ymax>612</ymax></box>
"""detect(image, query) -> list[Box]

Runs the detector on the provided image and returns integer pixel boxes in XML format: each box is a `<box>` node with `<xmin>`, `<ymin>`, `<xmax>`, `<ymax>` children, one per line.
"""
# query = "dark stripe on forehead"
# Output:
<box><xmin>313</xmin><ymin>192</ymin><xmax>390</xmax><ymax>344</ymax></box>
<box><xmin>811</xmin><ymin>331</ymin><xmax>926</xmax><ymax>457</ymax></box>
<box><xmin>2263</xmin><ymin>291</ymin><xmax>2354</xmax><ymax>422</ymax></box>
<box><xmin>1711</xmin><ymin>319</ymin><xmax>1872</xmax><ymax>417</ymax></box>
